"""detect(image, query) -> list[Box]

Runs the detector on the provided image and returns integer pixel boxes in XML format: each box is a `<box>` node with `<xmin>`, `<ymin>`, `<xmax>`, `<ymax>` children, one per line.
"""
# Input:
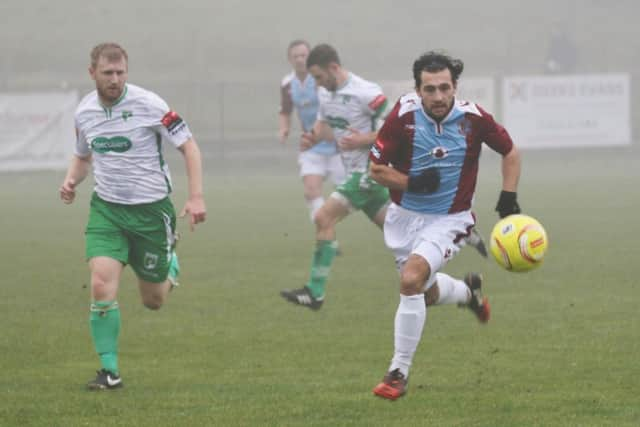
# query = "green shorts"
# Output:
<box><xmin>85</xmin><ymin>193</ymin><xmax>177</xmax><ymax>283</ymax></box>
<box><xmin>334</xmin><ymin>172</ymin><xmax>389</xmax><ymax>219</ymax></box>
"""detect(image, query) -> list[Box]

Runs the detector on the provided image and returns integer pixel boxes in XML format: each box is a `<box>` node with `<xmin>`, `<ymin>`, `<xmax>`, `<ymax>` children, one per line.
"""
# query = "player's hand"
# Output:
<box><xmin>279</xmin><ymin>127</ymin><xmax>289</xmax><ymax>144</ymax></box>
<box><xmin>338</xmin><ymin>128</ymin><xmax>363</xmax><ymax>151</ymax></box>
<box><xmin>59</xmin><ymin>179</ymin><xmax>77</xmax><ymax>204</ymax></box>
<box><xmin>180</xmin><ymin>194</ymin><xmax>207</xmax><ymax>231</ymax></box>
<box><xmin>495</xmin><ymin>190</ymin><xmax>521</xmax><ymax>218</ymax></box>
<box><xmin>300</xmin><ymin>132</ymin><xmax>315</xmax><ymax>151</ymax></box>
<box><xmin>407</xmin><ymin>167</ymin><xmax>440</xmax><ymax>194</ymax></box>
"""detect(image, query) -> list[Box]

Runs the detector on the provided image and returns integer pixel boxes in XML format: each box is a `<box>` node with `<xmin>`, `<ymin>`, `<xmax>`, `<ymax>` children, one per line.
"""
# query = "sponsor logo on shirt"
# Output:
<box><xmin>121</xmin><ymin>111</ymin><xmax>133</xmax><ymax>121</ymax></box>
<box><xmin>326</xmin><ymin>115</ymin><xmax>350</xmax><ymax>130</ymax></box>
<box><xmin>91</xmin><ymin>136</ymin><xmax>132</xmax><ymax>153</ymax></box>
<box><xmin>161</xmin><ymin>111</ymin><xmax>186</xmax><ymax>135</ymax></box>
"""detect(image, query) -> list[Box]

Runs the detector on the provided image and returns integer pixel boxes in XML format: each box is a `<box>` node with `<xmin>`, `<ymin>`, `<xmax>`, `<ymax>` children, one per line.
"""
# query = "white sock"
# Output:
<box><xmin>434</xmin><ymin>272</ymin><xmax>470</xmax><ymax>305</ymax></box>
<box><xmin>389</xmin><ymin>294</ymin><xmax>426</xmax><ymax>377</ymax></box>
<box><xmin>306</xmin><ymin>197</ymin><xmax>324</xmax><ymax>223</ymax></box>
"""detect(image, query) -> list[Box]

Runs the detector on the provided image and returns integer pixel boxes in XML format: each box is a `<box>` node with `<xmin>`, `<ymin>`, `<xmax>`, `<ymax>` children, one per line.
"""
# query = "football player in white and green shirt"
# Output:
<box><xmin>59</xmin><ymin>43</ymin><xmax>206</xmax><ymax>390</ymax></box>
<box><xmin>280</xmin><ymin>44</ymin><xmax>390</xmax><ymax>310</ymax></box>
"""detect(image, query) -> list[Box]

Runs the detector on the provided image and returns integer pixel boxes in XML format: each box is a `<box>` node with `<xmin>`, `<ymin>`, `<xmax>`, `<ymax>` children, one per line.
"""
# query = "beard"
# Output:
<box><xmin>97</xmin><ymin>84</ymin><xmax>124</xmax><ymax>104</ymax></box>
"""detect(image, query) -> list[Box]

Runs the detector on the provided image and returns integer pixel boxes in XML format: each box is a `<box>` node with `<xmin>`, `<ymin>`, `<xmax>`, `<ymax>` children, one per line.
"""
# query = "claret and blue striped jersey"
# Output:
<box><xmin>280</xmin><ymin>72</ymin><xmax>337</xmax><ymax>156</ymax></box>
<box><xmin>370</xmin><ymin>92</ymin><xmax>513</xmax><ymax>214</ymax></box>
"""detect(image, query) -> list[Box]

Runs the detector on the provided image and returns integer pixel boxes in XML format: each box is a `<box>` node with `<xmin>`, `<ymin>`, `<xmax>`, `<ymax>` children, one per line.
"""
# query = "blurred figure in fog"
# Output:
<box><xmin>279</xmin><ymin>39</ymin><xmax>346</xmax><ymax>223</ymax></box>
<box><xmin>280</xmin><ymin>43</ymin><xmax>390</xmax><ymax>310</ymax></box>
<box><xmin>545</xmin><ymin>27</ymin><xmax>578</xmax><ymax>74</ymax></box>
<box><xmin>59</xmin><ymin>42</ymin><xmax>206</xmax><ymax>390</ymax></box>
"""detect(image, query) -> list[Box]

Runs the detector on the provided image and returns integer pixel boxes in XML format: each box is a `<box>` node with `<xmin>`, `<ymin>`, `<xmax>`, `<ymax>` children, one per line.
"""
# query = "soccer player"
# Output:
<box><xmin>279</xmin><ymin>39</ymin><xmax>346</xmax><ymax>222</ymax></box>
<box><xmin>280</xmin><ymin>44</ymin><xmax>390</xmax><ymax>310</ymax></box>
<box><xmin>369</xmin><ymin>51</ymin><xmax>521</xmax><ymax>400</ymax></box>
<box><xmin>59</xmin><ymin>42</ymin><xmax>206</xmax><ymax>390</ymax></box>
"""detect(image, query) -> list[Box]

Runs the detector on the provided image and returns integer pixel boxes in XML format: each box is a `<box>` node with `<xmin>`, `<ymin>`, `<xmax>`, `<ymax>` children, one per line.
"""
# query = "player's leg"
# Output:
<box><xmin>372</xmin><ymin>203</ymin><xmax>425</xmax><ymax>399</ymax></box>
<box><xmin>87</xmin><ymin>256</ymin><xmax>125</xmax><ymax>390</ymax></box>
<box><xmin>280</xmin><ymin>194</ymin><xmax>350</xmax><ymax>309</ymax></box>
<box><xmin>373</xmin><ymin>253</ymin><xmax>429</xmax><ymax>400</ymax></box>
<box><xmin>84</xmin><ymin>193</ymin><xmax>128</xmax><ymax>390</ymax></box>
<box><xmin>423</xmin><ymin>212</ymin><xmax>490</xmax><ymax>322</ymax></box>
<box><xmin>302</xmin><ymin>174</ymin><xmax>325</xmax><ymax>222</ymax></box>
<box><xmin>128</xmin><ymin>198</ymin><xmax>178</xmax><ymax>310</ymax></box>
<box><xmin>299</xmin><ymin>150</ymin><xmax>327</xmax><ymax>222</ymax></box>
<box><xmin>464</xmin><ymin>226</ymin><xmax>488</xmax><ymax>258</ymax></box>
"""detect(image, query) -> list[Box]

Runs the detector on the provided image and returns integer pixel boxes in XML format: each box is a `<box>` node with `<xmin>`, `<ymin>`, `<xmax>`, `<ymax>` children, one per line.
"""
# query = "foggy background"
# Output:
<box><xmin>1</xmin><ymin>0</ymin><xmax>638</xmax><ymax>168</ymax></box>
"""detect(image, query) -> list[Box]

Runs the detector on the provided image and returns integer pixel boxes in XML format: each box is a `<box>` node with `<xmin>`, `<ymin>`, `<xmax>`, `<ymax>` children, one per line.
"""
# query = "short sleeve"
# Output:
<box><xmin>477</xmin><ymin>105</ymin><xmax>513</xmax><ymax>155</ymax></box>
<box><xmin>148</xmin><ymin>92</ymin><xmax>193</xmax><ymax>148</ymax></box>
<box><xmin>369</xmin><ymin>99</ymin><xmax>404</xmax><ymax>165</ymax></box>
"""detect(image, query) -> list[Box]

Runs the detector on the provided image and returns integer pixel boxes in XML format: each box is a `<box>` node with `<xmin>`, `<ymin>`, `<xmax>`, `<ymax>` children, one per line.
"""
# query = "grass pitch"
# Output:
<box><xmin>1</xmin><ymin>147</ymin><xmax>639</xmax><ymax>426</ymax></box>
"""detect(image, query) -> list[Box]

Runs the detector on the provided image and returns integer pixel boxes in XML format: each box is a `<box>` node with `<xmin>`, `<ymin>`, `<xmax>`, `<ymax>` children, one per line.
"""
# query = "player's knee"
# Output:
<box><xmin>91</xmin><ymin>275</ymin><xmax>114</xmax><ymax>299</ymax></box>
<box><xmin>400</xmin><ymin>268</ymin><xmax>427</xmax><ymax>295</ymax></box>
<box><xmin>314</xmin><ymin>210</ymin><xmax>333</xmax><ymax>231</ymax></box>
<box><xmin>142</xmin><ymin>295</ymin><xmax>164</xmax><ymax>310</ymax></box>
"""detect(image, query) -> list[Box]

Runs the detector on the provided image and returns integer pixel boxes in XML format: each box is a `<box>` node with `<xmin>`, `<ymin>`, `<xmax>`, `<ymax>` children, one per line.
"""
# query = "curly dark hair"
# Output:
<box><xmin>413</xmin><ymin>51</ymin><xmax>464</xmax><ymax>88</ymax></box>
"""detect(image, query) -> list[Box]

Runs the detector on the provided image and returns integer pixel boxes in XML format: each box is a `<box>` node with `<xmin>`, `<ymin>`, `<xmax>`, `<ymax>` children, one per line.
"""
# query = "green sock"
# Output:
<box><xmin>90</xmin><ymin>301</ymin><xmax>121</xmax><ymax>375</ymax></box>
<box><xmin>306</xmin><ymin>240</ymin><xmax>338</xmax><ymax>299</ymax></box>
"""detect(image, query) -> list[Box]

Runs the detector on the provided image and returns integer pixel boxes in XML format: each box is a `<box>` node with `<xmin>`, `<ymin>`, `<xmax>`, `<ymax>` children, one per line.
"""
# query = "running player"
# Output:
<box><xmin>279</xmin><ymin>39</ymin><xmax>346</xmax><ymax>222</ymax></box>
<box><xmin>59</xmin><ymin>42</ymin><xmax>206</xmax><ymax>390</ymax></box>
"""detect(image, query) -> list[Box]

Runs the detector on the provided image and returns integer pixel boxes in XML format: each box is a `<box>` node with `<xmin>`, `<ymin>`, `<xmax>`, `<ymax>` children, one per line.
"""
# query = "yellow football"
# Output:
<box><xmin>489</xmin><ymin>214</ymin><xmax>549</xmax><ymax>272</ymax></box>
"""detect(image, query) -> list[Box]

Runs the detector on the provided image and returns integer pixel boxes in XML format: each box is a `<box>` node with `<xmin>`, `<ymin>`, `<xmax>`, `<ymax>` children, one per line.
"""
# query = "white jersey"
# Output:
<box><xmin>317</xmin><ymin>73</ymin><xmax>387</xmax><ymax>173</ymax></box>
<box><xmin>75</xmin><ymin>84</ymin><xmax>192</xmax><ymax>204</ymax></box>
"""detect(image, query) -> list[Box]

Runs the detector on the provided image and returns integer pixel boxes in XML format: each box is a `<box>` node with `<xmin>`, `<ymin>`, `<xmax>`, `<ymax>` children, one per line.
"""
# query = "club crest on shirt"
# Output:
<box><xmin>430</xmin><ymin>146</ymin><xmax>449</xmax><ymax>159</ymax></box>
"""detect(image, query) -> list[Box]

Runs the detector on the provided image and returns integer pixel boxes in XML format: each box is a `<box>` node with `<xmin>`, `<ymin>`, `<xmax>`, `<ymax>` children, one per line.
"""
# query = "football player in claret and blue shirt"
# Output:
<box><xmin>369</xmin><ymin>51</ymin><xmax>522</xmax><ymax>400</ymax></box>
<box><xmin>279</xmin><ymin>40</ymin><xmax>345</xmax><ymax>223</ymax></box>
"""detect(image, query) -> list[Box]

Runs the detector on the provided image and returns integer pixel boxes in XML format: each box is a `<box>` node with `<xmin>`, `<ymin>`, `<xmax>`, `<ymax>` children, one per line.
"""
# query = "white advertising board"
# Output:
<box><xmin>0</xmin><ymin>91</ymin><xmax>78</xmax><ymax>171</ymax></box>
<box><xmin>502</xmin><ymin>74</ymin><xmax>630</xmax><ymax>148</ymax></box>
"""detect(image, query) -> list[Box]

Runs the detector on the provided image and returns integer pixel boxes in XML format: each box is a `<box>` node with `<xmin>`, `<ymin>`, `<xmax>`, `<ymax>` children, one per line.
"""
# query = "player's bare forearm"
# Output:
<box><xmin>501</xmin><ymin>145</ymin><xmax>521</xmax><ymax>192</ymax></box>
<box><xmin>313</xmin><ymin>120</ymin><xmax>334</xmax><ymax>142</ymax></box>
<box><xmin>179</xmin><ymin>138</ymin><xmax>204</xmax><ymax>200</ymax></box>
<box><xmin>59</xmin><ymin>154</ymin><xmax>91</xmax><ymax>204</ymax></box>
<box><xmin>65</xmin><ymin>154</ymin><xmax>91</xmax><ymax>184</ymax></box>
<box><xmin>369</xmin><ymin>163</ymin><xmax>408</xmax><ymax>190</ymax></box>
<box><xmin>178</xmin><ymin>138</ymin><xmax>206</xmax><ymax>230</ymax></box>
<box><xmin>279</xmin><ymin>113</ymin><xmax>291</xmax><ymax>143</ymax></box>
<box><xmin>360</xmin><ymin>131</ymin><xmax>378</xmax><ymax>147</ymax></box>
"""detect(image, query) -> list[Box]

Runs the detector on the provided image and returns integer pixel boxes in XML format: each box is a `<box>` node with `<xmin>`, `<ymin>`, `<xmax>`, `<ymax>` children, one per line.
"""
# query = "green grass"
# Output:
<box><xmin>1</xmin><ymin>148</ymin><xmax>639</xmax><ymax>426</ymax></box>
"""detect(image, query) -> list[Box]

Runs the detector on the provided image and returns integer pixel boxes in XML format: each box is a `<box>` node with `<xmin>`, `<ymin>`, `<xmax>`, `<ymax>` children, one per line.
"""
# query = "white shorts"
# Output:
<box><xmin>383</xmin><ymin>202</ymin><xmax>475</xmax><ymax>290</ymax></box>
<box><xmin>298</xmin><ymin>151</ymin><xmax>346</xmax><ymax>185</ymax></box>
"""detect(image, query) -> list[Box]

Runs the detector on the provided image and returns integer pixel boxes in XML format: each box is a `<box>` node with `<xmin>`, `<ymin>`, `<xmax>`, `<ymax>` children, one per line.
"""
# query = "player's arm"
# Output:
<box><xmin>341</xmin><ymin>91</ymin><xmax>388</xmax><ymax>151</ymax></box>
<box><xmin>177</xmin><ymin>138</ymin><xmax>206</xmax><ymax>230</ymax></box>
<box><xmin>60</xmin><ymin>153</ymin><xmax>91</xmax><ymax>204</ymax></box>
<box><xmin>300</xmin><ymin>120</ymin><xmax>333</xmax><ymax>151</ymax></box>
<box><xmin>481</xmin><ymin>108</ymin><xmax>522</xmax><ymax>217</ymax></box>
<box><xmin>369</xmin><ymin>162</ymin><xmax>408</xmax><ymax>190</ymax></box>
<box><xmin>501</xmin><ymin>144</ymin><xmax>520</xmax><ymax>192</ymax></box>
<box><xmin>339</xmin><ymin>129</ymin><xmax>377</xmax><ymax>151</ymax></box>
<box><xmin>369</xmin><ymin>161</ymin><xmax>440</xmax><ymax>194</ymax></box>
<box><xmin>279</xmin><ymin>81</ymin><xmax>294</xmax><ymax>144</ymax></box>
<box><xmin>279</xmin><ymin>112</ymin><xmax>291</xmax><ymax>144</ymax></box>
